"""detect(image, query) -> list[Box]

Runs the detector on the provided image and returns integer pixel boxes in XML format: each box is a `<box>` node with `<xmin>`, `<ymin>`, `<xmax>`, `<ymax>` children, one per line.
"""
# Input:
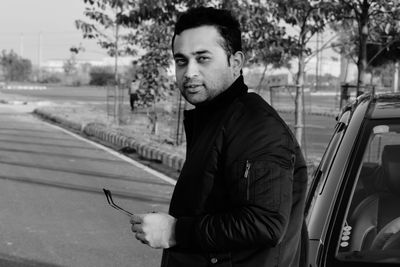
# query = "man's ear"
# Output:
<box><xmin>230</xmin><ymin>51</ymin><xmax>245</xmax><ymax>77</ymax></box>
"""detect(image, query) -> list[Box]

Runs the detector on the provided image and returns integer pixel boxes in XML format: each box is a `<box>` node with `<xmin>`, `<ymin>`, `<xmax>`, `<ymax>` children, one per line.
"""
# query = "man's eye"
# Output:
<box><xmin>197</xmin><ymin>56</ymin><xmax>210</xmax><ymax>63</ymax></box>
<box><xmin>175</xmin><ymin>59</ymin><xmax>187</xmax><ymax>66</ymax></box>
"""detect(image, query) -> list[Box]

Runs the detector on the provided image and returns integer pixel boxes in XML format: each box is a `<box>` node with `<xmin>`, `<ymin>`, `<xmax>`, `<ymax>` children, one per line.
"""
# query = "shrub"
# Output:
<box><xmin>40</xmin><ymin>72</ymin><xmax>62</xmax><ymax>84</ymax></box>
<box><xmin>63</xmin><ymin>73</ymin><xmax>90</xmax><ymax>86</ymax></box>
<box><xmin>0</xmin><ymin>50</ymin><xmax>32</xmax><ymax>82</ymax></box>
<box><xmin>89</xmin><ymin>66</ymin><xmax>115</xmax><ymax>86</ymax></box>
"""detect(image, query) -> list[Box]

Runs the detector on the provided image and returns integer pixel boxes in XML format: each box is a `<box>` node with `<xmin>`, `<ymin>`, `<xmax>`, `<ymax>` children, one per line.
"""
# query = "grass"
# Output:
<box><xmin>37</xmin><ymin>98</ymin><xmax>187</xmax><ymax>159</ymax></box>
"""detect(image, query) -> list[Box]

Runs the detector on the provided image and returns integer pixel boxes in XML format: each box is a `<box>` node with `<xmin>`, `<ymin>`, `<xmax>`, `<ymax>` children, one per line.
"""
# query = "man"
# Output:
<box><xmin>129</xmin><ymin>78</ymin><xmax>140</xmax><ymax>112</ymax></box>
<box><xmin>130</xmin><ymin>7</ymin><xmax>308</xmax><ymax>266</ymax></box>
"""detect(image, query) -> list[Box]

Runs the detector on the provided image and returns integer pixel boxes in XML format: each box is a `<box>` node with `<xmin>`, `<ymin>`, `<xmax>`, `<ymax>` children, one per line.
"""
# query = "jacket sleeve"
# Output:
<box><xmin>174</xmin><ymin>101</ymin><xmax>297</xmax><ymax>252</ymax></box>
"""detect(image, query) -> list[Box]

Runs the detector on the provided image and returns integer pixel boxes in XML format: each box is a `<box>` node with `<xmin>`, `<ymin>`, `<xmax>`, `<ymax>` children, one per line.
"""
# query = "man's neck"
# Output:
<box><xmin>194</xmin><ymin>75</ymin><xmax>247</xmax><ymax>111</ymax></box>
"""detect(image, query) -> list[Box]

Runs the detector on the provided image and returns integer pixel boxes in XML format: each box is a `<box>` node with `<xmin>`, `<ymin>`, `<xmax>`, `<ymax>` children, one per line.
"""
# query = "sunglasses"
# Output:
<box><xmin>103</xmin><ymin>188</ymin><xmax>134</xmax><ymax>217</ymax></box>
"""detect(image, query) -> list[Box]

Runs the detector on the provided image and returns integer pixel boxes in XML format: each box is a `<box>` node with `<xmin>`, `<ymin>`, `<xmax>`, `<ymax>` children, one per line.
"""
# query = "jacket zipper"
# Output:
<box><xmin>244</xmin><ymin>160</ymin><xmax>251</xmax><ymax>200</ymax></box>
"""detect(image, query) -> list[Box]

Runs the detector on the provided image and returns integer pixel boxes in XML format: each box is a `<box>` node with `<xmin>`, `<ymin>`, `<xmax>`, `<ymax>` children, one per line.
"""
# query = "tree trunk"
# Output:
<box><xmin>295</xmin><ymin>53</ymin><xmax>305</xmax><ymax>149</ymax></box>
<box><xmin>356</xmin><ymin>31</ymin><xmax>368</xmax><ymax>95</ymax></box>
<box><xmin>394</xmin><ymin>62</ymin><xmax>399</xmax><ymax>93</ymax></box>
<box><xmin>114</xmin><ymin>7</ymin><xmax>120</xmax><ymax>126</ymax></box>
<box><xmin>151</xmin><ymin>102</ymin><xmax>158</xmax><ymax>135</ymax></box>
<box><xmin>256</xmin><ymin>64</ymin><xmax>268</xmax><ymax>93</ymax></box>
<box><xmin>356</xmin><ymin>2</ymin><xmax>369</xmax><ymax>96</ymax></box>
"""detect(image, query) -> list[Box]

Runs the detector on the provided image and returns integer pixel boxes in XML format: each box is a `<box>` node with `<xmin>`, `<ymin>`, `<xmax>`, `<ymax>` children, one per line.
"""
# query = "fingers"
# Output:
<box><xmin>130</xmin><ymin>214</ymin><xmax>144</xmax><ymax>224</ymax></box>
<box><xmin>130</xmin><ymin>214</ymin><xmax>145</xmax><ymax>236</ymax></box>
<box><xmin>131</xmin><ymin>215</ymin><xmax>145</xmax><ymax>241</ymax></box>
<box><xmin>135</xmin><ymin>232</ymin><xmax>148</xmax><ymax>244</ymax></box>
<box><xmin>130</xmin><ymin>212</ymin><xmax>163</xmax><ymax>248</ymax></box>
<box><xmin>131</xmin><ymin>221</ymin><xmax>148</xmax><ymax>245</ymax></box>
<box><xmin>131</xmin><ymin>222</ymin><xmax>143</xmax><ymax>232</ymax></box>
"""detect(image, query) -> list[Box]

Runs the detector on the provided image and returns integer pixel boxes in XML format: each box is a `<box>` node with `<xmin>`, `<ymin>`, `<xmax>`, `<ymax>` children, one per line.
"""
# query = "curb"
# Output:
<box><xmin>276</xmin><ymin>108</ymin><xmax>338</xmax><ymax>118</ymax></box>
<box><xmin>2</xmin><ymin>85</ymin><xmax>47</xmax><ymax>90</ymax></box>
<box><xmin>33</xmin><ymin>108</ymin><xmax>185</xmax><ymax>174</ymax></box>
<box><xmin>34</xmin><ymin>109</ymin><xmax>84</xmax><ymax>132</ymax></box>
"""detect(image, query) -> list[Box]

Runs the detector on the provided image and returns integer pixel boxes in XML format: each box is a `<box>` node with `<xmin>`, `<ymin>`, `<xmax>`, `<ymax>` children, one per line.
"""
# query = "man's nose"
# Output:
<box><xmin>184</xmin><ymin>60</ymin><xmax>199</xmax><ymax>79</ymax></box>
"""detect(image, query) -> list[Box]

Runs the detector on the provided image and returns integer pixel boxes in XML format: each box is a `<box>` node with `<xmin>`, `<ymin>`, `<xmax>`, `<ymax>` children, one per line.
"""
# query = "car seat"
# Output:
<box><xmin>349</xmin><ymin>145</ymin><xmax>400</xmax><ymax>251</ymax></box>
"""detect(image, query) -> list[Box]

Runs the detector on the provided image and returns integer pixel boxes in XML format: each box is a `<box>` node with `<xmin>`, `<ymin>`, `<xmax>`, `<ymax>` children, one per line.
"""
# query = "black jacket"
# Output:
<box><xmin>161</xmin><ymin>76</ymin><xmax>308</xmax><ymax>267</ymax></box>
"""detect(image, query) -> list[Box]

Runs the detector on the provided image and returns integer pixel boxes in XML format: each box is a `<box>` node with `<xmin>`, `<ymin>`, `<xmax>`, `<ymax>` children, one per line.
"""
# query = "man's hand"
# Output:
<box><xmin>130</xmin><ymin>212</ymin><xmax>177</xmax><ymax>249</ymax></box>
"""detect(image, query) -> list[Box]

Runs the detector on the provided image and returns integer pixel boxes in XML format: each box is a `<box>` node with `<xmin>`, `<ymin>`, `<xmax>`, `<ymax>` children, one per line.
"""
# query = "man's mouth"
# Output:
<box><xmin>184</xmin><ymin>84</ymin><xmax>203</xmax><ymax>92</ymax></box>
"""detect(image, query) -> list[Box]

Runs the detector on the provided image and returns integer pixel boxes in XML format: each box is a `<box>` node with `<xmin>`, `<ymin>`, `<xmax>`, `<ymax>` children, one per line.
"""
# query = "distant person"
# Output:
<box><xmin>129</xmin><ymin>78</ymin><xmax>140</xmax><ymax>112</ymax></box>
<box><xmin>130</xmin><ymin>7</ymin><xmax>308</xmax><ymax>267</ymax></box>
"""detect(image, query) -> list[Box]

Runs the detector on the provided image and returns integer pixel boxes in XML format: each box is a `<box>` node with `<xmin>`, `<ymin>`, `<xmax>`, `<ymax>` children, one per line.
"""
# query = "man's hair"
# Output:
<box><xmin>172</xmin><ymin>7</ymin><xmax>242</xmax><ymax>57</ymax></box>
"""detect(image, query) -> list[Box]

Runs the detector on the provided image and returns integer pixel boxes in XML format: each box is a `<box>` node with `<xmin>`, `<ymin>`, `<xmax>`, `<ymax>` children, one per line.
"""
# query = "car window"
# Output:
<box><xmin>305</xmin><ymin>111</ymin><xmax>349</xmax><ymax>222</ymax></box>
<box><xmin>336</xmin><ymin>120</ymin><xmax>400</xmax><ymax>264</ymax></box>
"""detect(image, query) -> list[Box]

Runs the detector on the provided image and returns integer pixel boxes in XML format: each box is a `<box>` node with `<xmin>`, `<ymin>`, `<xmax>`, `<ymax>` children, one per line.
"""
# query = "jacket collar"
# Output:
<box><xmin>193</xmin><ymin>75</ymin><xmax>248</xmax><ymax>114</ymax></box>
<box><xmin>183</xmin><ymin>75</ymin><xmax>247</xmax><ymax>148</ymax></box>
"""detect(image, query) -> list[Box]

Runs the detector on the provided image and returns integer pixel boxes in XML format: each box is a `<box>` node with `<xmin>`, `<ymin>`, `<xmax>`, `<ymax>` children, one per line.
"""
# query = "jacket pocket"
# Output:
<box><xmin>227</xmin><ymin>160</ymin><xmax>251</xmax><ymax>204</ymax></box>
<box><xmin>252</xmin><ymin>159</ymin><xmax>294</xmax><ymax>211</ymax></box>
<box><xmin>244</xmin><ymin>160</ymin><xmax>251</xmax><ymax>200</ymax></box>
<box><xmin>229</xmin><ymin>158</ymin><xmax>294</xmax><ymax>209</ymax></box>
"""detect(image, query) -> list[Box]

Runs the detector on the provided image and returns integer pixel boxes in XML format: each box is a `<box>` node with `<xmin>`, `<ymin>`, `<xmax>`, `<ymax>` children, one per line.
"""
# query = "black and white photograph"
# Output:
<box><xmin>0</xmin><ymin>1</ymin><xmax>400</xmax><ymax>266</ymax></box>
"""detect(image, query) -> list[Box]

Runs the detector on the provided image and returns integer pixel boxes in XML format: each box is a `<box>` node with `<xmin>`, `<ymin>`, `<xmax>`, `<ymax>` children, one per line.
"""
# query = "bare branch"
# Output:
<box><xmin>350</xmin><ymin>54</ymin><xmax>357</xmax><ymax>65</ymax></box>
<box><xmin>298</xmin><ymin>7</ymin><xmax>315</xmax><ymax>45</ymax></box>
<box><xmin>305</xmin><ymin>34</ymin><xmax>339</xmax><ymax>64</ymax></box>
<box><xmin>367</xmin><ymin>37</ymin><xmax>400</xmax><ymax>67</ymax></box>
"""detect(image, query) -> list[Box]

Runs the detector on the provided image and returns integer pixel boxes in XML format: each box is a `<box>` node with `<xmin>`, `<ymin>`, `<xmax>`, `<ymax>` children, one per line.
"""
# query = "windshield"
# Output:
<box><xmin>336</xmin><ymin>120</ymin><xmax>400</xmax><ymax>263</ymax></box>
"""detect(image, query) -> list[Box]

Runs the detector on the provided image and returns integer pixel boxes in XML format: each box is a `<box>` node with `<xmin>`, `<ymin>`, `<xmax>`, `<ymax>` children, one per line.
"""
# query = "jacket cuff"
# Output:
<box><xmin>175</xmin><ymin>216</ymin><xmax>197</xmax><ymax>248</ymax></box>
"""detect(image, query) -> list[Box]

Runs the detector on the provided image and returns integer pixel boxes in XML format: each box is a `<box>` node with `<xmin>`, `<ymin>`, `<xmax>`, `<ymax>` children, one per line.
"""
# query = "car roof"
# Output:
<box><xmin>339</xmin><ymin>92</ymin><xmax>400</xmax><ymax>122</ymax></box>
<box><xmin>367</xmin><ymin>92</ymin><xmax>400</xmax><ymax>119</ymax></box>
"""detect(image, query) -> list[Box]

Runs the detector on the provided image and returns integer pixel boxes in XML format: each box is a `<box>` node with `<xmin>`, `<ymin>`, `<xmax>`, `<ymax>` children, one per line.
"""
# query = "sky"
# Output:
<box><xmin>0</xmin><ymin>0</ymin><xmax>343</xmax><ymax>77</ymax></box>
<box><xmin>0</xmin><ymin>0</ymin><xmax>106</xmax><ymax>65</ymax></box>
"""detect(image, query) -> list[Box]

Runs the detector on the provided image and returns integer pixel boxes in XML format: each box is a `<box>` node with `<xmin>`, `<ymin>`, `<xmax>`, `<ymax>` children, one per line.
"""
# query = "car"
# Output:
<box><xmin>305</xmin><ymin>92</ymin><xmax>400</xmax><ymax>266</ymax></box>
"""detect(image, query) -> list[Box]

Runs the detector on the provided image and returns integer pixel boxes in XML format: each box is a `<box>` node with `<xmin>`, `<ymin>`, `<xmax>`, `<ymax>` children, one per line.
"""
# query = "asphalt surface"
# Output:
<box><xmin>0</xmin><ymin>86</ymin><xmax>338</xmax><ymax>267</ymax></box>
<box><xmin>0</xmin><ymin>103</ymin><xmax>174</xmax><ymax>267</ymax></box>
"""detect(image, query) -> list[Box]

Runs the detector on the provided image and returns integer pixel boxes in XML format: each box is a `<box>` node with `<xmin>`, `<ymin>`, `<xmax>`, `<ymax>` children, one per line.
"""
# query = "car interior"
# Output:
<box><xmin>348</xmin><ymin>144</ymin><xmax>400</xmax><ymax>251</ymax></box>
<box><xmin>338</xmin><ymin>124</ymin><xmax>400</xmax><ymax>258</ymax></box>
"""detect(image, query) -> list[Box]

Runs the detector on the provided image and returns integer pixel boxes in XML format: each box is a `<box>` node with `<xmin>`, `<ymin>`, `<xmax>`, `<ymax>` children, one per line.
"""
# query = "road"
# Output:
<box><xmin>0</xmin><ymin>103</ymin><xmax>174</xmax><ymax>267</ymax></box>
<box><xmin>1</xmin><ymin>85</ymin><xmax>338</xmax><ymax>160</ymax></box>
<box><xmin>0</xmin><ymin>85</ymin><xmax>339</xmax><ymax>266</ymax></box>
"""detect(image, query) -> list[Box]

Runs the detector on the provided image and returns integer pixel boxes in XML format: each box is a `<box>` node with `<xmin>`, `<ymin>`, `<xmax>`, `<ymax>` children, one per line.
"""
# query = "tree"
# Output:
<box><xmin>267</xmin><ymin>0</ymin><xmax>332</xmax><ymax>148</ymax></box>
<box><xmin>82</xmin><ymin>0</ymin><xmax>329</xmax><ymax>145</ymax></box>
<box><xmin>367</xmin><ymin>41</ymin><xmax>400</xmax><ymax>68</ymax></box>
<box><xmin>0</xmin><ymin>50</ymin><xmax>32</xmax><ymax>82</ymax></box>
<box><xmin>328</xmin><ymin>0</ymin><xmax>400</xmax><ymax>95</ymax></box>
<box><xmin>121</xmin><ymin>0</ymin><xmax>298</xmax><ymax>135</ymax></box>
<box><xmin>63</xmin><ymin>55</ymin><xmax>78</xmax><ymax>76</ymax></box>
<box><xmin>75</xmin><ymin>0</ymin><xmax>137</xmax><ymax>58</ymax></box>
<box><xmin>75</xmin><ymin>0</ymin><xmax>138</xmax><ymax>124</ymax></box>
<box><xmin>367</xmin><ymin>20</ymin><xmax>400</xmax><ymax>92</ymax></box>
<box><xmin>227</xmin><ymin>1</ymin><xmax>297</xmax><ymax>91</ymax></box>
<box><xmin>125</xmin><ymin>0</ymin><xmax>295</xmax><ymax>85</ymax></box>
<box><xmin>63</xmin><ymin>46</ymin><xmax>85</xmax><ymax>75</ymax></box>
<box><xmin>89</xmin><ymin>66</ymin><xmax>115</xmax><ymax>85</ymax></box>
<box><xmin>132</xmin><ymin>22</ymin><xmax>175</xmax><ymax>134</ymax></box>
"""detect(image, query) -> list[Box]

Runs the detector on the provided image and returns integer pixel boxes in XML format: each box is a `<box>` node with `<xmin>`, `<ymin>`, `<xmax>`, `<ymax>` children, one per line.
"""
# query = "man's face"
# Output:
<box><xmin>173</xmin><ymin>26</ymin><xmax>236</xmax><ymax>106</ymax></box>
